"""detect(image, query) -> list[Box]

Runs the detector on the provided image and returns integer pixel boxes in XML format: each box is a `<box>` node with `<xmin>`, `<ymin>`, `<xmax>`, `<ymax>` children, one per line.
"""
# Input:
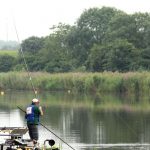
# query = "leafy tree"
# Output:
<box><xmin>0</xmin><ymin>55</ymin><xmax>16</xmax><ymax>72</ymax></box>
<box><xmin>22</xmin><ymin>54</ymin><xmax>41</xmax><ymax>71</ymax></box>
<box><xmin>67</xmin><ymin>7</ymin><xmax>122</xmax><ymax>67</ymax></box>
<box><xmin>40</xmin><ymin>23</ymin><xmax>73</xmax><ymax>72</ymax></box>
<box><xmin>16</xmin><ymin>36</ymin><xmax>43</xmax><ymax>69</ymax></box>
<box><xmin>106</xmin><ymin>12</ymin><xmax>150</xmax><ymax>49</ymax></box>
<box><xmin>87</xmin><ymin>44</ymin><xmax>108</xmax><ymax>71</ymax></box>
<box><xmin>140</xmin><ymin>47</ymin><xmax>150</xmax><ymax>70</ymax></box>
<box><xmin>88</xmin><ymin>39</ymin><xmax>137</xmax><ymax>72</ymax></box>
<box><xmin>105</xmin><ymin>13</ymin><xmax>136</xmax><ymax>43</ymax></box>
<box><xmin>105</xmin><ymin>39</ymin><xmax>138</xmax><ymax>72</ymax></box>
<box><xmin>21</xmin><ymin>36</ymin><xmax>45</xmax><ymax>54</ymax></box>
<box><xmin>77</xmin><ymin>7</ymin><xmax>122</xmax><ymax>43</ymax></box>
<box><xmin>132</xmin><ymin>13</ymin><xmax>150</xmax><ymax>49</ymax></box>
<box><xmin>104</xmin><ymin>12</ymin><xmax>150</xmax><ymax>71</ymax></box>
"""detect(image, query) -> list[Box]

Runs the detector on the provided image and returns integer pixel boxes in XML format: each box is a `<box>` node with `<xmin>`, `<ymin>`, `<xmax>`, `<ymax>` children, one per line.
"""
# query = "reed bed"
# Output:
<box><xmin>0</xmin><ymin>71</ymin><xmax>150</xmax><ymax>95</ymax></box>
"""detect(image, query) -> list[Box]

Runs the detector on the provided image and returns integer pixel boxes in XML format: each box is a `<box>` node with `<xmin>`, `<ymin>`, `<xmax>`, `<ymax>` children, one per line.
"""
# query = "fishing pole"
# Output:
<box><xmin>17</xmin><ymin>106</ymin><xmax>76</xmax><ymax>150</ymax></box>
<box><xmin>12</xmin><ymin>17</ymin><xmax>37</xmax><ymax>98</ymax></box>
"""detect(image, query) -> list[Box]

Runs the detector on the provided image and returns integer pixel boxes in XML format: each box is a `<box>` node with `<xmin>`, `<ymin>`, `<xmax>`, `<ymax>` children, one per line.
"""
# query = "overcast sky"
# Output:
<box><xmin>0</xmin><ymin>0</ymin><xmax>150</xmax><ymax>41</ymax></box>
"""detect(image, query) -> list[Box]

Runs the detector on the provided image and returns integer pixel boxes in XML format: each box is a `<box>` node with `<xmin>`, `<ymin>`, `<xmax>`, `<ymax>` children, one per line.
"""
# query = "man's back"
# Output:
<box><xmin>26</xmin><ymin>104</ymin><xmax>41</xmax><ymax>125</ymax></box>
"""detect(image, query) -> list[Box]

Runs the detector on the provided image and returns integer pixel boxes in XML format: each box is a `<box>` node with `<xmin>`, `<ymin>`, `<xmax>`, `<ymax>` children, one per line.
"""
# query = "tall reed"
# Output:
<box><xmin>0</xmin><ymin>72</ymin><xmax>150</xmax><ymax>96</ymax></box>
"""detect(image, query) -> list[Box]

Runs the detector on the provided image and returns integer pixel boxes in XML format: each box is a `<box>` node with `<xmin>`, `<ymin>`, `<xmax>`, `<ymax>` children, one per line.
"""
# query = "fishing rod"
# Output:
<box><xmin>13</xmin><ymin>17</ymin><xmax>37</xmax><ymax>98</ymax></box>
<box><xmin>17</xmin><ymin>106</ymin><xmax>76</xmax><ymax>150</ymax></box>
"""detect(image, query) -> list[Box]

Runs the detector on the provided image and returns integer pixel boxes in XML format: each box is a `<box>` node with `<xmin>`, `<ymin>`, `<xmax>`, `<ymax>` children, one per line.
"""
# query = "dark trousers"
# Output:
<box><xmin>27</xmin><ymin>124</ymin><xmax>39</xmax><ymax>141</ymax></box>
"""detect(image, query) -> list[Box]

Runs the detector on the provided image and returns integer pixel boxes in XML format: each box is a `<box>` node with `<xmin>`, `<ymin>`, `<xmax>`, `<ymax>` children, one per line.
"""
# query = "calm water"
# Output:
<box><xmin>0</xmin><ymin>91</ymin><xmax>150</xmax><ymax>150</ymax></box>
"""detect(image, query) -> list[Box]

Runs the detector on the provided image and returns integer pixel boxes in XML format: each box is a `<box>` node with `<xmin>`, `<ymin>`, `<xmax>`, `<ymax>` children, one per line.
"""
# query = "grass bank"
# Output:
<box><xmin>0</xmin><ymin>72</ymin><xmax>150</xmax><ymax>95</ymax></box>
<box><xmin>0</xmin><ymin>50</ymin><xmax>18</xmax><ymax>57</ymax></box>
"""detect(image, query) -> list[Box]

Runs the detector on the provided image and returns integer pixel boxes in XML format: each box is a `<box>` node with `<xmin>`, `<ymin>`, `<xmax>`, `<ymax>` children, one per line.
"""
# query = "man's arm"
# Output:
<box><xmin>39</xmin><ymin>106</ymin><xmax>43</xmax><ymax>116</ymax></box>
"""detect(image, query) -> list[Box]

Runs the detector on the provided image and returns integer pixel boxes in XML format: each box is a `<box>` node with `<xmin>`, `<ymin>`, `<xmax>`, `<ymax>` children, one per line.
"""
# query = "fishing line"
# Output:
<box><xmin>12</xmin><ymin>16</ymin><xmax>37</xmax><ymax>98</ymax></box>
<box><xmin>17</xmin><ymin>106</ymin><xmax>76</xmax><ymax>150</ymax></box>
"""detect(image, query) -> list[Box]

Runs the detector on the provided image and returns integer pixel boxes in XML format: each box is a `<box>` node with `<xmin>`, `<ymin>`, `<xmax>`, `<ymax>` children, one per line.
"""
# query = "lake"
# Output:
<box><xmin>0</xmin><ymin>91</ymin><xmax>150</xmax><ymax>150</ymax></box>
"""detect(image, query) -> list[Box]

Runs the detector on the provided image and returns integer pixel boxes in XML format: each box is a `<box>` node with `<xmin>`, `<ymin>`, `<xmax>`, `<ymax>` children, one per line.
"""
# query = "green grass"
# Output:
<box><xmin>0</xmin><ymin>50</ymin><xmax>18</xmax><ymax>57</ymax></box>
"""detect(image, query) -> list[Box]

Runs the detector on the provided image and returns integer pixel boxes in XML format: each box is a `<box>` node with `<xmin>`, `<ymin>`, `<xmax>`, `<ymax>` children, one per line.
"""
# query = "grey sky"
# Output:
<box><xmin>0</xmin><ymin>0</ymin><xmax>150</xmax><ymax>41</ymax></box>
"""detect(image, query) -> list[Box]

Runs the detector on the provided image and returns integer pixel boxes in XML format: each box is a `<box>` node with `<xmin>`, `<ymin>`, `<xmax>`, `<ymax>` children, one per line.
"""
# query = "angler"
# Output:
<box><xmin>25</xmin><ymin>98</ymin><xmax>43</xmax><ymax>145</ymax></box>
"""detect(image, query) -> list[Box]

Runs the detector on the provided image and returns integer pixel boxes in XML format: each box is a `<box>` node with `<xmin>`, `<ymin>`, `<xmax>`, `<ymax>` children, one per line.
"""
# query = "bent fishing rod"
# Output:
<box><xmin>17</xmin><ymin>106</ymin><xmax>76</xmax><ymax>150</ymax></box>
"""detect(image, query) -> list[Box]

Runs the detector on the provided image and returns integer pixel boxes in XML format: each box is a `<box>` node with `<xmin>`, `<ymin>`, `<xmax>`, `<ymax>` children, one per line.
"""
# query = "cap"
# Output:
<box><xmin>32</xmin><ymin>98</ymin><xmax>39</xmax><ymax>103</ymax></box>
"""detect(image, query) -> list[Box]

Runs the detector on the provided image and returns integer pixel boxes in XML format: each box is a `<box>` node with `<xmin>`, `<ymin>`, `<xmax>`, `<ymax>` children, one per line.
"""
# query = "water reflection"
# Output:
<box><xmin>0</xmin><ymin>91</ymin><xmax>150</xmax><ymax>150</ymax></box>
<box><xmin>0</xmin><ymin>109</ymin><xmax>24</xmax><ymax>127</ymax></box>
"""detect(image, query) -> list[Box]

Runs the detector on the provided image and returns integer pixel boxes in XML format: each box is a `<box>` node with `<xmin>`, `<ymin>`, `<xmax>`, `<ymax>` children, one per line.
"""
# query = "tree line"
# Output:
<box><xmin>1</xmin><ymin>7</ymin><xmax>150</xmax><ymax>72</ymax></box>
<box><xmin>0</xmin><ymin>40</ymin><xmax>19</xmax><ymax>50</ymax></box>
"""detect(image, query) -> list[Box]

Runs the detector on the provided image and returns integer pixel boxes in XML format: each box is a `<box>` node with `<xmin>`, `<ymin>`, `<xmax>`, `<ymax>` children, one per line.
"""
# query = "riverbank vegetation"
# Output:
<box><xmin>0</xmin><ymin>72</ymin><xmax>150</xmax><ymax>96</ymax></box>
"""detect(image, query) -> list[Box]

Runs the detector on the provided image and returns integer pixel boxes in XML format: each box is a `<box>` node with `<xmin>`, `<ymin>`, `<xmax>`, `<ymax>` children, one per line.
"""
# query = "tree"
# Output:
<box><xmin>105</xmin><ymin>13</ymin><xmax>135</xmax><ymax>43</ymax></box>
<box><xmin>77</xmin><ymin>7</ymin><xmax>122</xmax><ymax>43</ymax></box>
<box><xmin>21</xmin><ymin>36</ymin><xmax>45</xmax><ymax>54</ymax></box>
<box><xmin>140</xmin><ymin>47</ymin><xmax>150</xmax><ymax>70</ymax></box>
<box><xmin>132</xmin><ymin>13</ymin><xmax>150</xmax><ymax>49</ymax></box>
<box><xmin>87</xmin><ymin>44</ymin><xmax>108</xmax><ymax>72</ymax></box>
<box><xmin>105</xmin><ymin>39</ymin><xmax>138</xmax><ymax>72</ymax></box>
<box><xmin>106</xmin><ymin>12</ymin><xmax>150</xmax><ymax>49</ymax></box>
<box><xmin>67</xmin><ymin>7</ymin><xmax>122</xmax><ymax>67</ymax></box>
<box><xmin>40</xmin><ymin>23</ymin><xmax>73</xmax><ymax>72</ymax></box>
<box><xmin>87</xmin><ymin>39</ymin><xmax>137</xmax><ymax>72</ymax></box>
<box><xmin>0</xmin><ymin>55</ymin><xmax>16</xmax><ymax>72</ymax></box>
<box><xmin>104</xmin><ymin>12</ymin><xmax>150</xmax><ymax>71</ymax></box>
